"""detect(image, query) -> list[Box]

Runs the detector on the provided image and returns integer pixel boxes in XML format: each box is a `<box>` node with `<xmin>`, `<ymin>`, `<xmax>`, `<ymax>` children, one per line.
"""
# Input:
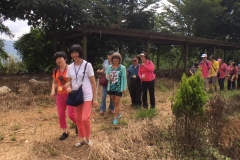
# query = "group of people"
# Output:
<box><xmin>190</xmin><ymin>53</ymin><xmax>240</xmax><ymax>91</ymax></box>
<box><xmin>50</xmin><ymin>45</ymin><xmax>156</xmax><ymax>147</ymax></box>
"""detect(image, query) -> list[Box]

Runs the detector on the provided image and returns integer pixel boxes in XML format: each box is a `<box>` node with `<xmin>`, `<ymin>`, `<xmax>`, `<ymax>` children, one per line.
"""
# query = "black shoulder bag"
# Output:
<box><xmin>67</xmin><ymin>62</ymin><xmax>88</xmax><ymax>107</ymax></box>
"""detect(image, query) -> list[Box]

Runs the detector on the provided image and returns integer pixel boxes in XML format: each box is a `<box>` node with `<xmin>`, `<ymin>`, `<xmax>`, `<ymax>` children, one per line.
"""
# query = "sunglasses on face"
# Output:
<box><xmin>132</xmin><ymin>60</ymin><xmax>137</xmax><ymax>62</ymax></box>
<box><xmin>112</xmin><ymin>56</ymin><xmax>120</xmax><ymax>59</ymax></box>
<box><xmin>58</xmin><ymin>75</ymin><xmax>66</xmax><ymax>85</ymax></box>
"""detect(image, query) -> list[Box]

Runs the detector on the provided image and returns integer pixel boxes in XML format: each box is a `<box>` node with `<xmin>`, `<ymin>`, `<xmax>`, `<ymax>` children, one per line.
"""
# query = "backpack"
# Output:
<box><xmin>200</xmin><ymin>60</ymin><xmax>210</xmax><ymax>69</ymax></box>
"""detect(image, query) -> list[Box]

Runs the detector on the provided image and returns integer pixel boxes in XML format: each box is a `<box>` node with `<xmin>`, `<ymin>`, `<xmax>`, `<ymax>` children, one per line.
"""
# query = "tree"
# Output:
<box><xmin>14</xmin><ymin>29</ymin><xmax>54</xmax><ymax>72</ymax></box>
<box><xmin>172</xmin><ymin>71</ymin><xmax>207</xmax><ymax>154</ymax></box>
<box><xmin>0</xmin><ymin>16</ymin><xmax>14</xmax><ymax>61</ymax></box>
<box><xmin>161</xmin><ymin>0</ymin><xmax>225</xmax><ymax>37</ymax></box>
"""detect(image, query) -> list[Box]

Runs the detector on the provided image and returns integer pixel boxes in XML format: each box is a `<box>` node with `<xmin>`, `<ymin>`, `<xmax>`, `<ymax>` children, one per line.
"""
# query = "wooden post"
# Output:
<box><xmin>157</xmin><ymin>44</ymin><xmax>160</xmax><ymax>71</ymax></box>
<box><xmin>223</xmin><ymin>50</ymin><xmax>226</xmax><ymax>62</ymax></box>
<box><xmin>82</xmin><ymin>35</ymin><xmax>87</xmax><ymax>60</ymax></box>
<box><xmin>146</xmin><ymin>39</ymin><xmax>150</xmax><ymax>54</ymax></box>
<box><xmin>232</xmin><ymin>49</ymin><xmax>234</xmax><ymax>60</ymax></box>
<box><xmin>184</xmin><ymin>44</ymin><xmax>188</xmax><ymax>73</ymax></box>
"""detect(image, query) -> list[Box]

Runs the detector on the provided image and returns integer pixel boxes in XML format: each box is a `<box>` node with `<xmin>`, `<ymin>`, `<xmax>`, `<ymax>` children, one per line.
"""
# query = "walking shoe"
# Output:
<box><xmin>59</xmin><ymin>131</ymin><xmax>69</xmax><ymax>140</ymax></box>
<box><xmin>111</xmin><ymin>110</ymin><xmax>115</xmax><ymax>114</ymax></box>
<box><xmin>75</xmin><ymin>141</ymin><xmax>85</xmax><ymax>147</ymax></box>
<box><xmin>117</xmin><ymin>113</ymin><xmax>122</xmax><ymax>119</ymax></box>
<box><xmin>99</xmin><ymin>110</ymin><xmax>104</xmax><ymax>115</ymax></box>
<box><xmin>113</xmin><ymin>118</ymin><xmax>118</xmax><ymax>125</ymax></box>
<box><xmin>86</xmin><ymin>139</ymin><xmax>93</xmax><ymax>146</ymax></box>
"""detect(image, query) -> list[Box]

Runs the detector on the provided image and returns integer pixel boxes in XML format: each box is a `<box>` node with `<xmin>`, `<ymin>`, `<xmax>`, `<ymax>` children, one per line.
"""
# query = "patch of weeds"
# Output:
<box><xmin>37</xmin><ymin>107</ymin><xmax>43</xmax><ymax>113</ymax></box>
<box><xmin>67</xmin><ymin>119</ymin><xmax>76</xmax><ymax>129</ymax></box>
<box><xmin>0</xmin><ymin>134</ymin><xmax>4</xmax><ymax>141</ymax></box>
<box><xmin>122</xmin><ymin>99</ymin><xmax>128</xmax><ymax>106</ymax></box>
<box><xmin>52</xmin><ymin>113</ymin><xmax>58</xmax><ymax>119</ymax></box>
<box><xmin>9</xmin><ymin>134</ymin><xmax>16</xmax><ymax>141</ymax></box>
<box><xmin>136</xmin><ymin>108</ymin><xmax>157</xmax><ymax>119</ymax></box>
<box><xmin>158</xmin><ymin>84</ymin><xmax>167</xmax><ymax>92</ymax></box>
<box><xmin>99</xmin><ymin>124</ymin><xmax>109</xmax><ymax>131</ymax></box>
<box><xmin>47</xmin><ymin>146</ymin><xmax>58</xmax><ymax>156</ymax></box>
<box><xmin>119</xmin><ymin>119</ymin><xmax>128</xmax><ymax>125</ymax></box>
<box><xmin>95</xmin><ymin>107</ymin><xmax>100</xmax><ymax>112</ymax></box>
<box><xmin>11</xmin><ymin>123</ymin><xmax>20</xmax><ymax>131</ymax></box>
<box><xmin>158</xmin><ymin>96</ymin><xmax>167</xmax><ymax>103</ymax></box>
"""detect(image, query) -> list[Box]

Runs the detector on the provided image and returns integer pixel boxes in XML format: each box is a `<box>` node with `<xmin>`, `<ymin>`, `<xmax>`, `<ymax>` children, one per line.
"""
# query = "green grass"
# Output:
<box><xmin>67</xmin><ymin>119</ymin><xmax>76</xmax><ymax>129</ymax></box>
<box><xmin>11</xmin><ymin>123</ymin><xmax>20</xmax><ymax>131</ymax></box>
<box><xmin>9</xmin><ymin>134</ymin><xmax>16</xmax><ymax>141</ymax></box>
<box><xmin>136</xmin><ymin>108</ymin><xmax>157</xmax><ymax>119</ymax></box>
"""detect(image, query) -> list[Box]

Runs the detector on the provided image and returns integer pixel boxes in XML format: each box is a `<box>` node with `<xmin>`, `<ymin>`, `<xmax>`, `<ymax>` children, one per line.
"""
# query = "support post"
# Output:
<box><xmin>224</xmin><ymin>50</ymin><xmax>226</xmax><ymax>62</ymax></box>
<box><xmin>184</xmin><ymin>44</ymin><xmax>188</xmax><ymax>73</ymax></box>
<box><xmin>232</xmin><ymin>50</ymin><xmax>234</xmax><ymax>60</ymax></box>
<box><xmin>82</xmin><ymin>35</ymin><xmax>87</xmax><ymax>60</ymax></box>
<box><xmin>146</xmin><ymin>39</ymin><xmax>150</xmax><ymax>54</ymax></box>
<box><xmin>157</xmin><ymin>44</ymin><xmax>161</xmax><ymax>71</ymax></box>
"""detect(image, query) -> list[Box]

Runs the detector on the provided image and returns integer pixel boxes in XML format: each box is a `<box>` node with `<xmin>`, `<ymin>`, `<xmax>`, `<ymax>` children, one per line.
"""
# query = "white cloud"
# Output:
<box><xmin>2</xmin><ymin>20</ymin><xmax>30</xmax><ymax>41</ymax></box>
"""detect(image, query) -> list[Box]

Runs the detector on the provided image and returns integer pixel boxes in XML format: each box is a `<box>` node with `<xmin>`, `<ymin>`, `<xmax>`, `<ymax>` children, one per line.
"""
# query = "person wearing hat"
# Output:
<box><xmin>199</xmin><ymin>53</ymin><xmax>212</xmax><ymax>91</ymax></box>
<box><xmin>217</xmin><ymin>58</ymin><xmax>228</xmax><ymax>90</ymax></box>
<box><xmin>138</xmin><ymin>52</ymin><xmax>156</xmax><ymax>110</ymax></box>
<box><xmin>106</xmin><ymin>52</ymin><xmax>127</xmax><ymax>125</ymax></box>
<box><xmin>97</xmin><ymin>51</ymin><xmax>115</xmax><ymax>115</ymax></box>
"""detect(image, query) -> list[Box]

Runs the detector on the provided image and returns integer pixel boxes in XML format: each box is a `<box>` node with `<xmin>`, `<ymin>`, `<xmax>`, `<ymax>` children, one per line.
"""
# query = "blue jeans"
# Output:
<box><xmin>100</xmin><ymin>85</ymin><xmax>114</xmax><ymax>112</ymax></box>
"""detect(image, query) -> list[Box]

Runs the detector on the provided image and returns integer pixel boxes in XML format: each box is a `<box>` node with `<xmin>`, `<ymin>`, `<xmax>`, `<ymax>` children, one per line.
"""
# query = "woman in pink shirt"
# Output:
<box><xmin>138</xmin><ymin>52</ymin><xmax>156</xmax><ymax>109</ymax></box>
<box><xmin>217</xmin><ymin>58</ymin><xmax>228</xmax><ymax>90</ymax></box>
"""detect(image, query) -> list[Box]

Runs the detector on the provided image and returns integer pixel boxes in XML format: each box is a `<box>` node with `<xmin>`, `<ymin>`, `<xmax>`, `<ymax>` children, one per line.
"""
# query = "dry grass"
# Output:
<box><xmin>5</xmin><ymin>77</ymin><xmax>240</xmax><ymax>159</ymax></box>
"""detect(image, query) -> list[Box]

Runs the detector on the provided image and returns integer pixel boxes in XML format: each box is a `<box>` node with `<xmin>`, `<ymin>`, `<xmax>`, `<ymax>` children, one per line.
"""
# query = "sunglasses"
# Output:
<box><xmin>132</xmin><ymin>60</ymin><xmax>137</xmax><ymax>62</ymax></box>
<box><xmin>112</xmin><ymin>56</ymin><xmax>120</xmax><ymax>59</ymax></box>
<box><xmin>58</xmin><ymin>75</ymin><xmax>66</xmax><ymax>85</ymax></box>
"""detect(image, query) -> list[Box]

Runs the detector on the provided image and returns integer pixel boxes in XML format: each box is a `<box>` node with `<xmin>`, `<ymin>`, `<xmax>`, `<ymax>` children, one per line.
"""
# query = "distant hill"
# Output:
<box><xmin>3</xmin><ymin>40</ymin><xmax>20</xmax><ymax>59</ymax></box>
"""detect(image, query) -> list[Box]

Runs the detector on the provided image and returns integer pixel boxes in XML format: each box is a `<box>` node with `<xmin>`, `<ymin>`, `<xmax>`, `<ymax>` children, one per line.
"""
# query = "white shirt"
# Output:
<box><xmin>66</xmin><ymin>60</ymin><xmax>94</xmax><ymax>101</ymax></box>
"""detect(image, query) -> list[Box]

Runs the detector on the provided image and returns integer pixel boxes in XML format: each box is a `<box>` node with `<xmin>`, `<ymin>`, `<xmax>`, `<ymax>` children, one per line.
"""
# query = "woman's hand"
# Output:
<box><xmin>50</xmin><ymin>91</ymin><xmax>55</xmax><ymax>99</ymax></box>
<box><xmin>92</xmin><ymin>100</ymin><xmax>99</xmax><ymax>109</ymax></box>
<box><xmin>67</xmin><ymin>86</ymin><xmax>72</xmax><ymax>93</ymax></box>
<box><xmin>65</xmin><ymin>82</ymin><xmax>71</xmax><ymax>89</ymax></box>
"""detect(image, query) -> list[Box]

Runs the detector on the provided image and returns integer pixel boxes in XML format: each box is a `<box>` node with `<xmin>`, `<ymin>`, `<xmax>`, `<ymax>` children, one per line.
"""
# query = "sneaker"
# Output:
<box><xmin>113</xmin><ymin>118</ymin><xmax>118</xmax><ymax>125</ymax></box>
<box><xmin>86</xmin><ymin>139</ymin><xmax>93</xmax><ymax>146</ymax></box>
<box><xmin>111</xmin><ymin>110</ymin><xmax>115</xmax><ymax>114</ymax></box>
<box><xmin>117</xmin><ymin>113</ymin><xmax>122</xmax><ymax>119</ymax></box>
<box><xmin>75</xmin><ymin>141</ymin><xmax>85</xmax><ymax>147</ymax></box>
<box><xmin>59</xmin><ymin>132</ymin><xmax>69</xmax><ymax>140</ymax></box>
<box><xmin>99</xmin><ymin>110</ymin><xmax>104</xmax><ymax>115</ymax></box>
